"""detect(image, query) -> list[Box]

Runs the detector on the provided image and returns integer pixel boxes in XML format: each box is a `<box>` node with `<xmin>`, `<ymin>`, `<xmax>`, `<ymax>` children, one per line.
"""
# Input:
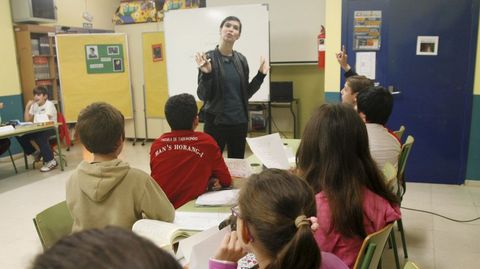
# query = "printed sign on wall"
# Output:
<box><xmin>85</xmin><ymin>44</ymin><xmax>124</xmax><ymax>74</ymax></box>
<box><xmin>353</xmin><ymin>10</ymin><xmax>382</xmax><ymax>51</ymax></box>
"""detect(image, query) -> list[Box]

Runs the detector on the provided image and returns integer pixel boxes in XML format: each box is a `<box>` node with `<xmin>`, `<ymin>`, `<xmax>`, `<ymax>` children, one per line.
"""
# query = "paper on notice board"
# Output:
<box><xmin>355</xmin><ymin>52</ymin><xmax>376</xmax><ymax>80</ymax></box>
<box><xmin>246</xmin><ymin>133</ymin><xmax>290</xmax><ymax>169</ymax></box>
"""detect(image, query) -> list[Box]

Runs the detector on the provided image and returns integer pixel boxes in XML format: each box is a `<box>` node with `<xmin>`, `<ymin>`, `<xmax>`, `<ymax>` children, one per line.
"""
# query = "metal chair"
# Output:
<box><xmin>33</xmin><ymin>201</ymin><xmax>73</xmax><ymax>250</ymax></box>
<box><xmin>393</xmin><ymin>125</ymin><xmax>406</xmax><ymax>141</ymax></box>
<box><xmin>353</xmin><ymin>223</ymin><xmax>395</xmax><ymax>269</ymax></box>
<box><xmin>0</xmin><ymin>138</ymin><xmax>17</xmax><ymax>173</ymax></box>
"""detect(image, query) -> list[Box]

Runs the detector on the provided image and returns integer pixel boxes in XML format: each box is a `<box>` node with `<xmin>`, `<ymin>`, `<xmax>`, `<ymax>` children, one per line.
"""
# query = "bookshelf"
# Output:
<box><xmin>13</xmin><ymin>24</ymin><xmax>60</xmax><ymax>106</ymax></box>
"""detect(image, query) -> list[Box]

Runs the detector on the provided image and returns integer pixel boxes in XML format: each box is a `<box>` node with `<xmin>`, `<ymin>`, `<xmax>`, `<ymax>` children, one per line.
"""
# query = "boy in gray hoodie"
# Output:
<box><xmin>66</xmin><ymin>102</ymin><xmax>174</xmax><ymax>232</ymax></box>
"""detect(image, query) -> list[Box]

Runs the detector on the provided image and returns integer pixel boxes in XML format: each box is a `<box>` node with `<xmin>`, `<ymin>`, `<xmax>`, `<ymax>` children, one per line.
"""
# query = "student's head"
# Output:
<box><xmin>219</xmin><ymin>16</ymin><xmax>242</xmax><ymax>42</ymax></box>
<box><xmin>31</xmin><ymin>227</ymin><xmax>182</xmax><ymax>269</ymax></box>
<box><xmin>356</xmin><ymin>86</ymin><xmax>393</xmax><ymax>125</ymax></box>
<box><xmin>89</xmin><ymin>47</ymin><xmax>95</xmax><ymax>53</ymax></box>
<box><xmin>32</xmin><ymin>86</ymin><xmax>49</xmax><ymax>104</ymax></box>
<box><xmin>296</xmin><ymin>104</ymin><xmax>397</xmax><ymax>238</ymax></box>
<box><xmin>165</xmin><ymin>93</ymin><xmax>198</xmax><ymax>131</ymax></box>
<box><xmin>235</xmin><ymin>169</ymin><xmax>321</xmax><ymax>269</ymax></box>
<box><xmin>341</xmin><ymin>75</ymin><xmax>373</xmax><ymax>105</ymax></box>
<box><xmin>76</xmin><ymin>102</ymin><xmax>125</xmax><ymax>155</ymax></box>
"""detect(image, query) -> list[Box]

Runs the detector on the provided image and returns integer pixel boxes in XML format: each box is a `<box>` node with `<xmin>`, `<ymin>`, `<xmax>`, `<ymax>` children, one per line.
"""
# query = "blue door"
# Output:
<box><xmin>342</xmin><ymin>0</ymin><xmax>479</xmax><ymax>184</ymax></box>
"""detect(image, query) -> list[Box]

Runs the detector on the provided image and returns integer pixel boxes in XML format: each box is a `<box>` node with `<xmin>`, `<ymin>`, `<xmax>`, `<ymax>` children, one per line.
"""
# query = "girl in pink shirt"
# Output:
<box><xmin>209</xmin><ymin>169</ymin><xmax>348</xmax><ymax>269</ymax></box>
<box><xmin>296</xmin><ymin>104</ymin><xmax>401</xmax><ymax>268</ymax></box>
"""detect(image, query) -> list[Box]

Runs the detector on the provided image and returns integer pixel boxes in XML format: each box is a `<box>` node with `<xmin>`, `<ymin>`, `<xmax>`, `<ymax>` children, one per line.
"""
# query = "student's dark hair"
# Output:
<box><xmin>165</xmin><ymin>93</ymin><xmax>198</xmax><ymax>130</ymax></box>
<box><xmin>220</xmin><ymin>16</ymin><xmax>242</xmax><ymax>33</ymax></box>
<box><xmin>76</xmin><ymin>102</ymin><xmax>125</xmax><ymax>154</ymax></box>
<box><xmin>31</xmin><ymin>227</ymin><xmax>182</xmax><ymax>269</ymax></box>
<box><xmin>296</xmin><ymin>104</ymin><xmax>398</xmax><ymax>239</ymax></box>
<box><xmin>356</xmin><ymin>86</ymin><xmax>393</xmax><ymax>125</ymax></box>
<box><xmin>239</xmin><ymin>169</ymin><xmax>320</xmax><ymax>269</ymax></box>
<box><xmin>346</xmin><ymin>75</ymin><xmax>373</xmax><ymax>94</ymax></box>
<box><xmin>33</xmin><ymin>86</ymin><xmax>48</xmax><ymax>97</ymax></box>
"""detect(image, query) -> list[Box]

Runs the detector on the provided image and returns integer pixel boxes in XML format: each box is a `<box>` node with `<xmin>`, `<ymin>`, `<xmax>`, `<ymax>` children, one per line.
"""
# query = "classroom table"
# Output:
<box><xmin>0</xmin><ymin>122</ymin><xmax>64</xmax><ymax>171</ymax></box>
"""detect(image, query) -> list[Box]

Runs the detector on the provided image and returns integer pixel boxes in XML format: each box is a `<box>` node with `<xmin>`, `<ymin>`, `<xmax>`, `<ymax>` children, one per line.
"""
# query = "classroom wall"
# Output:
<box><xmin>0</xmin><ymin>0</ymin><xmax>120</xmax><ymax>157</ymax></box>
<box><xmin>270</xmin><ymin>65</ymin><xmax>324</xmax><ymax>136</ymax></box>
<box><xmin>324</xmin><ymin>0</ymin><xmax>343</xmax><ymax>103</ymax></box>
<box><xmin>466</xmin><ymin>14</ymin><xmax>480</xmax><ymax>181</ymax></box>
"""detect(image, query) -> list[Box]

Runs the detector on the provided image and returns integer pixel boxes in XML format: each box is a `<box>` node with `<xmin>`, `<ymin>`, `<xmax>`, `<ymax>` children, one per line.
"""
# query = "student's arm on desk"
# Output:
<box><xmin>141</xmin><ymin>175</ymin><xmax>175</xmax><ymax>222</ymax></box>
<box><xmin>211</xmin><ymin>148</ymin><xmax>232</xmax><ymax>188</ymax></box>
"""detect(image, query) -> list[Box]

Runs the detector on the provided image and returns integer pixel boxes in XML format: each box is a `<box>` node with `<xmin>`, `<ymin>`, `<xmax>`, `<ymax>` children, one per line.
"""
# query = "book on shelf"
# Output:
<box><xmin>39</xmin><ymin>36</ymin><xmax>50</xmax><ymax>55</ymax></box>
<box><xmin>33</xmin><ymin>57</ymin><xmax>50</xmax><ymax>80</ymax></box>
<box><xmin>31</xmin><ymin>39</ymin><xmax>40</xmax><ymax>56</ymax></box>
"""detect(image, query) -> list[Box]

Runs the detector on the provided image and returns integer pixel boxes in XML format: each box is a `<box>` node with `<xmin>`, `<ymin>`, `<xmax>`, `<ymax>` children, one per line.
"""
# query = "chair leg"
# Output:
<box><xmin>24</xmin><ymin>153</ymin><xmax>29</xmax><ymax>169</ymax></box>
<box><xmin>397</xmin><ymin>219</ymin><xmax>408</xmax><ymax>258</ymax></box>
<box><xmin>390</xmin><ymin>231</ymin><xmax>401</xmax><ymax>269</ymax></box>
<box><xmin>8</xmin><ymin>149</ymin><xmax>17</xmax><ymax>173</ymax></box>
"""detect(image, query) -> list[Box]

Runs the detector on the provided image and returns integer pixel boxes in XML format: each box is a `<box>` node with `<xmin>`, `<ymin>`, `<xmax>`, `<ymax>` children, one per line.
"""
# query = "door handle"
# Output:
<box><xmin>388</xmin><ymin>85</ymin><xmax>401</xmax><ymax>95</ymax></box>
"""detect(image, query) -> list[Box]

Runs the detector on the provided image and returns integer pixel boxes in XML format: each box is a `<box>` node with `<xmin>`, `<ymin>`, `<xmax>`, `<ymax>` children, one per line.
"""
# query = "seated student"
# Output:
<box><xmin>296</xmin><ymin>104</ymin><xmax>401</xmax><ymax>268</ymax></box>
<box><xmin>357</xmin><ymin>86</ymin><xmax>401</xmax><ymax>190</ymax></box>
<box><xmin>67</xmin><ymin>102</ymin><xmax>174</xmax><ymax>232</ymax></box>
<box><xmin>209</xmin><ymin>169</ymin><xmax>348</xmax><ymax>269</ymax></box>
<box><xmin>31</xmin><ymin>226</ymin><xmax>182</xmax><ymax>269</ymax></box>
<box><xmin>336</xmin><ymin>46</ymin><xmax>373</xmax><ymax>106</ymax></box>
<box><xmin>16</xmin><ymin>86</ymin><xmax>58</xmax><ymax>172</ymax></box>
<box><xmin>150</xmin><ymin>93</ymin><xmax>232</xmax><ymax>209</ymax></box>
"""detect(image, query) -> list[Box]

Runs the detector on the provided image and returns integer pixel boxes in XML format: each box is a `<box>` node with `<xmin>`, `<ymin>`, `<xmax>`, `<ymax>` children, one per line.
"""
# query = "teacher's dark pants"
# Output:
<box><xmin>204</xmin><ymin>113</ymin><xmax>248</xmax><ymax>159</ymax></box>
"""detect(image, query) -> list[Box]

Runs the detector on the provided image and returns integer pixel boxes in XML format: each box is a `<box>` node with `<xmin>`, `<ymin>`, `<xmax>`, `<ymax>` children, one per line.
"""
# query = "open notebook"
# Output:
<box><xmin>132</xmin><ymin>219</ymin><xmax>194</xmax><ymax>252</ymax></box>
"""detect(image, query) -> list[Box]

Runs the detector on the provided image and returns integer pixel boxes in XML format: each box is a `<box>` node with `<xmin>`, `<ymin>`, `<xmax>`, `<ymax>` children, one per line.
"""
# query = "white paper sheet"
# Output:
<box><xmin>189</xmin><ymin>227</ymin><xmax>231</xmax><ymax>269</ymax></box>
<box><xmin>246</xmin><ymin>133</ymin><xmax>290</xmax><ymax>169</ymax></box>
<box><xmin>195</xmin><ymin>189</ymin><xmax>240</xmax><ymax>206</ymax></box>
<box><xmin>174</xmin><ymin>211</ymin><xmax>230</xmax><ymax>231</ymax></box>
<box><xmin>355</xmin><ymin>52</ymin><xmax>376</xmax><ymax>80</ymax></box>
<box><xmin>176</xmin><ymin>226</ymin><xmax>230</xmax><ymax>263</ymax></box>
<box><xmin>225</xmin><ymin>158</ymin><xmax>253</xmax><ymax>178</ymax></box>
<box><xmin>0</xmin><ymin>125</ymin><xmax>14</xmax><ymax>134</ymax></box>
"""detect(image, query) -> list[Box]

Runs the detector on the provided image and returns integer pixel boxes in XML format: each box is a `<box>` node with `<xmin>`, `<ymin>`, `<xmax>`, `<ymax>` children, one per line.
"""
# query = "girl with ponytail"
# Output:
<box><xmin>208</xmin><ymin>169</ymin><xmax>347</xmax><ymax>269</ymax></box>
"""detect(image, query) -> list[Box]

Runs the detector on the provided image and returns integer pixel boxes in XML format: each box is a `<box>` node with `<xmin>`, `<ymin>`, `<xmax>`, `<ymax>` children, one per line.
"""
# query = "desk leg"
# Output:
<box><xmin>24</xmin><ymin>153</ymin><xmax>29</xmax><ymax>170</ymax></box>
<box><xmin>289</xmin><ymin>102</ymin><xmax>296</xmax><ymax>139</ymax></box>
<box><xmin>55</xmin><ymin>126</ymin><xmax>64</xmax><ymax>171</ymax></box>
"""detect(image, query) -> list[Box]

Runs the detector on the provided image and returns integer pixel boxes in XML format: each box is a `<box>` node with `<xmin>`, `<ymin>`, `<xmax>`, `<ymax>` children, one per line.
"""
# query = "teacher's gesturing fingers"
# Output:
<box><xmin>195</xmin><ymin>52</ymin><xmax>212</xmax><ymax>73</ymax></box>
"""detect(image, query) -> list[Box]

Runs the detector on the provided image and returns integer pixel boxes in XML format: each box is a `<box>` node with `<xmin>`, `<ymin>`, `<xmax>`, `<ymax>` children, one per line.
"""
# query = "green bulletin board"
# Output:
<box><xmin>85</xmin><ymin>44</ymin><xmax>124</xmax><ymax>74</ymax></box>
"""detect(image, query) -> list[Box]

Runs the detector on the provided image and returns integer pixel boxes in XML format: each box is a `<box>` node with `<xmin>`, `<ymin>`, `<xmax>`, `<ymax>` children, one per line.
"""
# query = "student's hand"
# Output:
<box><xmin>26</xmin><ymin>100</ymin><xmax>35</xmax><ymax>108</ymax></box>
<box><xmin>213</xmin><ymin>231</ymin><xmax>245</xmax><ymax>263</ymax></box>
<box><xmin>207</xmin><ymin>177</ymin><xmax>222</xmax><ymax>191</ymax></box>
<box><xmin>195</xmin><ymin>52</ymin><xmax>212</xmax><ymax>73</ymax></box>
<box><xmin>336</xmin><ymin>45</ymin><xmax>351</xmax><ymax>71</ymax></box>
<box><xmin>258</xmin><ymin>56</ymin><xmax>269</xmax><ymax>75</ymax></box>
<box><xmin>0</xmin><ymin>102</ymin><xmax>4</xmax><ymax>109</ymax></box>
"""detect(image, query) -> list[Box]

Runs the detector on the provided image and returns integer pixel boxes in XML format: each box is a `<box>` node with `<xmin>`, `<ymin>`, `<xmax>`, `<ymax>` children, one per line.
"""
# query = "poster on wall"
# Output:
<box><xmin>416</xmin><ymin>36</ymin><xmax>439</xmax><ymax>56</ymax></box>
<box><xmin>85</xmin><ymin>44</ymin><xmax>124</xmax><ymax>74</ymax></box>
<box><xmin>353</xmin><ymin>10</ymin><xmax>382</xmax><ymax>51</ymax></box>
<box><xmin>152</xmin><ymin>44</ymin><xmax>163</xmax><ymax>62</ymax></box>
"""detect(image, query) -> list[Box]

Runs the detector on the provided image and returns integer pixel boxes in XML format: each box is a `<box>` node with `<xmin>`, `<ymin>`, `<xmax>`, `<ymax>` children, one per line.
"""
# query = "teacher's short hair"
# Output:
<box><xmin>220</xmin><ymin>16</ymin><xmax>242</xmax><ymax>33</ymax></box>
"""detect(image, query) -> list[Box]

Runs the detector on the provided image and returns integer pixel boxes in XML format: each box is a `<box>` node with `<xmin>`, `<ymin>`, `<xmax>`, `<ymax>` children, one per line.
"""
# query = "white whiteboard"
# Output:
<box><xmin>207</xmin><ymin>0</ymin><xmax>325</xmax><ymax>63</ymax></box>
<box><xmin>164</xmin><ymin>4</ymin><xmax>270</xmax><ymax>101</ymax></box>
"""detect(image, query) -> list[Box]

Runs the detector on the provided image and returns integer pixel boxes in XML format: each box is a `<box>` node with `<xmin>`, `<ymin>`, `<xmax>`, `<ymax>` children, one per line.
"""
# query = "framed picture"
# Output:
<box><xmin>86</xmin><ymin>45</ymin><xmax>99</xmax><ymax>59</ymax></box>
<box><xmin>112</xmin><ymin>58</ymin><xmax>124</xmax><ymax>72</ymax></box>
<box><xmin>416</xmin><ymin>36</ymin><xmax>439</xmax><ymax>56</ymax></box>
<box><xmin>107</xmin><ymin>46</ymin><xmax>120</xmax><ymax>55</ymax></box>
<box><xmin>152</xmin><ymin>44</ymin><xmax>163</xmax><ymax>62</ymax></box>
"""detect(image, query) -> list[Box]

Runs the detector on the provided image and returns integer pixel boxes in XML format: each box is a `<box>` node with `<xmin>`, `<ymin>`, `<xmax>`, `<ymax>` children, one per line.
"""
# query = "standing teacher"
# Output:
<box><xmin>196</xmin><ymin>16</ymin><xmax>269</xmax><ymax>159</ymax></box>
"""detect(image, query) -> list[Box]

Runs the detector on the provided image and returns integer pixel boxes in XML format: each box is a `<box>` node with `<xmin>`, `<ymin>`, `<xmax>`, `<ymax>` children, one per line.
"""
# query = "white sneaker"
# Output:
<box><xmin>40</xmin><ymin>159</ymin><xmax>58</xmax><ymax>172</ymax></box>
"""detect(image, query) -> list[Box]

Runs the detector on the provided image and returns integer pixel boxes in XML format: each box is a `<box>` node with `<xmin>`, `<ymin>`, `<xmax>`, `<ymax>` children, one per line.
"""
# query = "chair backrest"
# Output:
<box><xmin>353</xmin><ymin>223</ymin><xmax>394</xmax><ymax>269</ymax></box>
<box><xmin>56</xmin><ymin>111</ymin><xmax>71</xmax><ymax>147</ymax></box>
<box><xmin>33</xmin><ymin>201</ymin><xmax>73</xmax><ymax>250</ymax></box>
<box><xmin>382</xmin><ymin>162</ymin><xmax>397</xmax><ymax>187</ymax></box>
<box><xmin>404</xmin><ymin>261</ymin><xmax>420</xmax><ymax>269</ymax></box>
<box><xmin>397</xmin><ymin>135</ymin><xmax>414</xmax><ymax>196</ymax></box>
<box><xmin>393</xmin><ymin>125</ymin><xmax>406</xmax><ymax>141</ymax></box>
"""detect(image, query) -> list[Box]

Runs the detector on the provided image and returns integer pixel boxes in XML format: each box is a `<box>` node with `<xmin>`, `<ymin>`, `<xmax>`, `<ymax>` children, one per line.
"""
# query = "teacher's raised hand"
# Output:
<box><xmin>195</xmin><ymin>52</ymin><xmax>212</xmax><ymax>73</ymax></box>
<box><xmin>258</xmin><ymin>56</ymin><xmax>269</xmax><ymax>75</ymax></box>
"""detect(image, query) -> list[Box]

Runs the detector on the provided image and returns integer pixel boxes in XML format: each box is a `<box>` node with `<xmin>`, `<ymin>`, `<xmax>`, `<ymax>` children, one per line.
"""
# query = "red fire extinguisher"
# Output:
<box><xmin>318</xmin><ymin>25</ymin><xmax>326</xmax><ymax>69</ymax></box>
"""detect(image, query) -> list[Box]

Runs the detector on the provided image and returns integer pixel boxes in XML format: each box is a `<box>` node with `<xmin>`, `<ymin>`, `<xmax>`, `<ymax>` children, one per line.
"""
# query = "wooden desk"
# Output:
<box><xmin>0</xmin><ymin>123</ymin><xmax>64</xmax><ymax>171</ymax></box>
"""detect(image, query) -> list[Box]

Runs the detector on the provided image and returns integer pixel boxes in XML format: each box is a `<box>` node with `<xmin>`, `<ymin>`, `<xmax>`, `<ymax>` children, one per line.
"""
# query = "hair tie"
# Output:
<box><xmin>294</xmin><ymin>215</ymin><xmax>320</xmax><ymax>232</ymax></box>
<box><xmin>294</xmin><ymin>215</ymin><xmax>310</xmax><ymax>228</ymax></box>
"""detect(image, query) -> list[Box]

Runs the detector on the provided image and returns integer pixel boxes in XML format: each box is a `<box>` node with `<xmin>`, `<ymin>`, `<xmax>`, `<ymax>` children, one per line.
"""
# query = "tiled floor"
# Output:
<box><xmin>0</xmin><ymin>142</ymin><xmax>479</xmax><ymax>269</ymax></box>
